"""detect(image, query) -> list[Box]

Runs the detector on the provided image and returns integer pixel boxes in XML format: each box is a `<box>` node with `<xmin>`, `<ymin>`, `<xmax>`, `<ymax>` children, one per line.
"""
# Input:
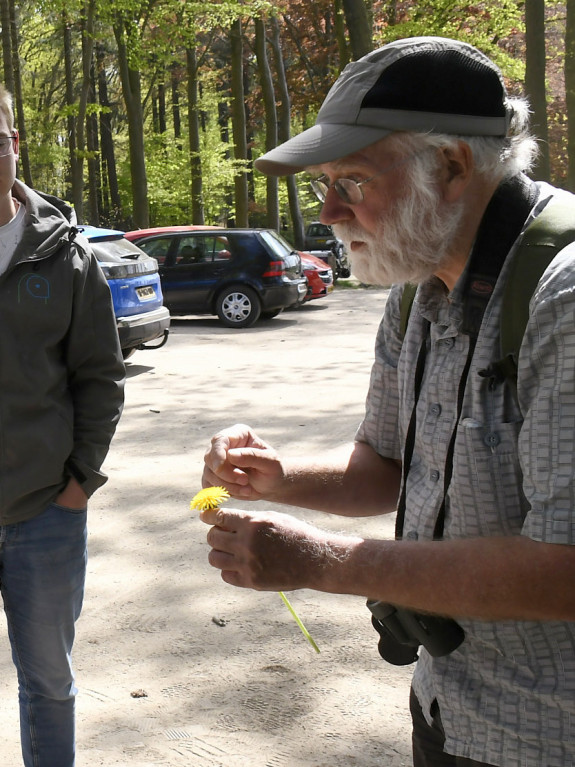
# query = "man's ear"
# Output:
<box><xmin>439</xmin><ymin>141</ymin><xmax>474</xmax><ymax>203</ymax></box>
<box><xmin>12</xmin><ymin>129</ymin><xmax>19</xmax><ymax>162</ymax></box>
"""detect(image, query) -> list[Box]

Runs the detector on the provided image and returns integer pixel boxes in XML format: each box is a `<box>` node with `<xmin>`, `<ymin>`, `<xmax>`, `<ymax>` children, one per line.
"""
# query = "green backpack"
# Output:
<box><xmin>399</xmin><ymin>191</ymin><xmax>575</xmax><ymax>384</ymax></box>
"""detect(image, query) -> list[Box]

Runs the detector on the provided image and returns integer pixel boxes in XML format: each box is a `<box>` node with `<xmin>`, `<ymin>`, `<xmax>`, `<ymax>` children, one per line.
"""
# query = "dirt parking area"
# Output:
<box><xmin>0</xmin><ymin>286</ymin><xmax>414</xmax><ymax>767</ymax></box>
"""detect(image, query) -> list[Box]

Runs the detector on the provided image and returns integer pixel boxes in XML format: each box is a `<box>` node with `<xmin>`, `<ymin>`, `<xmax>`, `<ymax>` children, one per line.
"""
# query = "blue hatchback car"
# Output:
<box><xmin>79</xmin><ymin>226</ymin><xmax>170</xmax><ymax>358</ymax></box>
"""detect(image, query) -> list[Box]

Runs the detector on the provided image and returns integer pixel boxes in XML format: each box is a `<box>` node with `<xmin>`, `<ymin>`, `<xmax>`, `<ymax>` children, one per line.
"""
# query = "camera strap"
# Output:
<box><xmin>395</xmin><ymin>175</ymin><xmax>538</xmax><ymax>541</ymax></box>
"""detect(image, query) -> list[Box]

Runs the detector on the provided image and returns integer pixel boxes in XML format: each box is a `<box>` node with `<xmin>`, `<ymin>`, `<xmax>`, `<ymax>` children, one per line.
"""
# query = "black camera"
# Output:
<box><xmin>366</xmin><ymin>600</ymin><xmax>465</xmax><ymax>666</ymax></box>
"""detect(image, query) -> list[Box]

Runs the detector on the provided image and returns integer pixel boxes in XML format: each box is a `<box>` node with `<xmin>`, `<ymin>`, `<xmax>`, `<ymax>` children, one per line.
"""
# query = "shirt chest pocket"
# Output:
<box><xmin>447</xmin><ymin>420</ymin><xmax>528</xmax><ymax>537</ymax></box>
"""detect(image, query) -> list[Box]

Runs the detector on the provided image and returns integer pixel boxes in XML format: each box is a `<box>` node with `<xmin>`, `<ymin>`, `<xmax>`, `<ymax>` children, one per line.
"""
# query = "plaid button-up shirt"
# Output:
<box><xmin>356</xmin><ymin>182</ymin><xmax>575</xmax><ymax>766</ymax></box>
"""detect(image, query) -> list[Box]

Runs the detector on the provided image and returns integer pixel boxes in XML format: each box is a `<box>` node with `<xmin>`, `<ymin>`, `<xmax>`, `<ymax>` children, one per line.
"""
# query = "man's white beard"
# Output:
<box><xmin>333</xmin><ymin>183</ymin><xmax>464</xmax><ymax>286</ymax></box>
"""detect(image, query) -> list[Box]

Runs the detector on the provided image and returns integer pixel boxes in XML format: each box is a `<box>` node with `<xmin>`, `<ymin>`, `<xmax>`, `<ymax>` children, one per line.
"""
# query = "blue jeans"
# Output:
<box><xmin>0</xmin><ymin>502</ymin><xmax>87</xmax><ymax>767</ymax></box>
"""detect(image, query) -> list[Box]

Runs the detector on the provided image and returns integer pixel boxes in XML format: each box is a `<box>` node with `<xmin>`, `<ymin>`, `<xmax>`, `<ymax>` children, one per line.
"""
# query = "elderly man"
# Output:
<box><xmin>201</xmin><ymin>37</ymin><xmax>575</xmax><ymax>766</ymax></box>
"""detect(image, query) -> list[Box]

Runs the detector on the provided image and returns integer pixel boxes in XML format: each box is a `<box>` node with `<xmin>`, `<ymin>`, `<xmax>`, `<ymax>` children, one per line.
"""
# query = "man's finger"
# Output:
<box><xmin>200</xmin><ymin>507</ymin><xmax>243</xmax><ymax>527</ymax></box>
<box><xmin>227</xmin><ymin>447</ymin><xmax>277</xmax><ymax>471</ymax></box>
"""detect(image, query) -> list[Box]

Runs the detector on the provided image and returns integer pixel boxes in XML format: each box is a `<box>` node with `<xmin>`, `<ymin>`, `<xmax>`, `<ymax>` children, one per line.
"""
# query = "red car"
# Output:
<box><xmin>300</xmin><ymin>252</ymin><xmax>334</xmax><ymax>301</ymax></box>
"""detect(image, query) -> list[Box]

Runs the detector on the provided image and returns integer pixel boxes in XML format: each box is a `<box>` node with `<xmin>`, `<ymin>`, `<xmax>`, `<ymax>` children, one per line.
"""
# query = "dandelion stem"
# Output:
<box><xmin>279</xmin><ymin>591</ymin><xmax>320</xmax><ymax>653</ymax></box>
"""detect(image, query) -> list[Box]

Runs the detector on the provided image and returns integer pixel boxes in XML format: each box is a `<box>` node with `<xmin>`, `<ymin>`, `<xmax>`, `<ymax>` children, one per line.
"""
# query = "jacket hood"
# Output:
<box><xmin>12</xmin><ymin>179</ymin><xmax>77</xmax><ymax>260</ymax></box>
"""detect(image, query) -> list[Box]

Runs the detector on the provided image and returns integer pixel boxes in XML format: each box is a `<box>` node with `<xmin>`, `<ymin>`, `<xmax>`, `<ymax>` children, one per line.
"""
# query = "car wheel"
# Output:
<box><xmin>122</xmin><ymin>347</ymin><xmax>136</xmax><ymax>360</ymax></box>
<box><xmin>216</xmin><ymin>285</ymin><xmax>261</xmax><ymax>328</ymax></box>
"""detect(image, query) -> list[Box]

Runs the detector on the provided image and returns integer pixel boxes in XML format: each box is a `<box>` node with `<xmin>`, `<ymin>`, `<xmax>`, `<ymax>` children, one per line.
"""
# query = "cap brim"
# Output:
<box><xmin>254</xmin><ymin>123</ymin><xmax>391</xmax><ymax>176</ymax></box>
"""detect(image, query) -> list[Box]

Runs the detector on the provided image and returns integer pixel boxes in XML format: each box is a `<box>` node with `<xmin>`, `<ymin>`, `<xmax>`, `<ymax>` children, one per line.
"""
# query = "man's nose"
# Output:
<box><xmin>319</xmin><ymin>187</ymin><xmax>354</xmax><ymax>226</ymax></box>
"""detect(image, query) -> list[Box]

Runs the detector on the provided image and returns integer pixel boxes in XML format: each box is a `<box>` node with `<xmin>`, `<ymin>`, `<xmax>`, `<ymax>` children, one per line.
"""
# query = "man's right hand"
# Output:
<box><xmin>202</xmin><ymin>423</ymin><xmax>284</xmax><ymax>501</ymax></box>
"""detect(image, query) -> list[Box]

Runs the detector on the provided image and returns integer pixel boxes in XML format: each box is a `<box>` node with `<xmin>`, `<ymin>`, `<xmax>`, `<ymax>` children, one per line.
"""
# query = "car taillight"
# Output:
<box><xmin>263</xmin><ymin>260</ymin><xmax>285</xmax><ymax>277</ymax></box>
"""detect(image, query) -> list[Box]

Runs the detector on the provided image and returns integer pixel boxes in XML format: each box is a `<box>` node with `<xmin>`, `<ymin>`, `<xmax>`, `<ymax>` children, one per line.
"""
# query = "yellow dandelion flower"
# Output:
<box><xmin>190</xmin><ymin>486</ymin><xmax>230</xmax><ymax>511</ymax></box>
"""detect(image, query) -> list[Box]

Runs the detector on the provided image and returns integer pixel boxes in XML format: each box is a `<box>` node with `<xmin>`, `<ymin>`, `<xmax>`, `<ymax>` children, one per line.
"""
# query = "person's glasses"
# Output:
<box><xmin>310</xmin><ymin>155</ymin><xmax>414</xmax><ymax>205</ymax></box>
<box><xmin>0</xmin><ymin>135</ymin><xmax>17</xmax><ymax>158</ymax></box>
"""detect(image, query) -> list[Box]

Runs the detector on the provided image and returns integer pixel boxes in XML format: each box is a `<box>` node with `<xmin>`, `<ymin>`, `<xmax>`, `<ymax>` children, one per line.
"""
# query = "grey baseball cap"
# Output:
<box><xmin>255</xmin><ymin>36</ymin><xmax>511</xmax><ymax>176</ymax></box>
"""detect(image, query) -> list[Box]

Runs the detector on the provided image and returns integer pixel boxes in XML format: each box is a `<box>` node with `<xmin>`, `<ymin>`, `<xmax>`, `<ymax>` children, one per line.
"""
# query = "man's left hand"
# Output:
<box><xmin>200</xmin><ymin>507</ymin><xmax>349</xmax><ymax>592</ymax></box>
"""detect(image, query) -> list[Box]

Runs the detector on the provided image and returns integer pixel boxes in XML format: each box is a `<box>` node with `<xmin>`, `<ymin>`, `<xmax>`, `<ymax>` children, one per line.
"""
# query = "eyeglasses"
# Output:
<box><xmin>0</xmin><ymin>135</ymin><xmax>17</xmax><ymax>158</ymax></box>
<box><xmin>310</xmin><ymin>154</ymin><xmax>414</xmax><ymax>205</ymax></box>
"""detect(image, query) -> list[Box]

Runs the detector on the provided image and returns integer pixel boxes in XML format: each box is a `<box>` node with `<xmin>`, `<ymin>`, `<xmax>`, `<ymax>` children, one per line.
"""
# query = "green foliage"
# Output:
<box><xmin>6</xmin><ymin>0</ymin><xmax>567</xmax><ymax>225</ymax></box>
<box><xmin>375</xmin><ymin>1</ymin><xmax>525</xmax><ymax>80</ymax></box>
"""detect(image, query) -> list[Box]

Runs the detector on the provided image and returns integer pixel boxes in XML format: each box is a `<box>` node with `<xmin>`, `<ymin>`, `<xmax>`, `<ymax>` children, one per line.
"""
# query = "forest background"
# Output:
<box><xmin>0</xmin><ymin>0</ymin><xmax>570</xmax><ymax>248</ymax></box>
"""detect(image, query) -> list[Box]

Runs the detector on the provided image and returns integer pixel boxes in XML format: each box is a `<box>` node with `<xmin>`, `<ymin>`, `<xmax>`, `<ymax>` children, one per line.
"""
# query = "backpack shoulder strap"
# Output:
<box><xmin>499</xmin><ymin>191</ymin><xmax>575</xmax><ymax>379</ymax></box>
<box><xmin>399</xmin><ymin>282</ymin><xmax>418</xmax><ymax>340</ymax></box>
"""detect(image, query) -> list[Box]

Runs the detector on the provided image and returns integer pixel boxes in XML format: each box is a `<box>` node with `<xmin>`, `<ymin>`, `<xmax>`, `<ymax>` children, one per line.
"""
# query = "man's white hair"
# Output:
<box><xmin>387</xmin><ymin>96</ymin><xmax>539</xmax><ymax>184</ymax></box>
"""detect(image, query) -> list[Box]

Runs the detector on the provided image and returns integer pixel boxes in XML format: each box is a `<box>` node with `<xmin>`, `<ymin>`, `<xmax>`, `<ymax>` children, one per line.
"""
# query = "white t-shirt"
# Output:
<box><xmin>0</xmin><ymin>200</ymin><xmax>26</xmax><ymax>276</ymax></box>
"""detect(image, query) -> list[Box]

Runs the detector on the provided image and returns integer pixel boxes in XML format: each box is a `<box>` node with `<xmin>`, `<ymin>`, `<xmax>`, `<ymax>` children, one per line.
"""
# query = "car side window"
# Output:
<box><xmin>139</xmin><ymin>237</ymin><xmax>171</xmax><ymax>265</ymax></box>
<box><xmin>176</xmin><ymin>236</ymin><xmax>212</xmax><ymax>264</ymax></box>
<box><xmin>213</xmin><ymin>236</ymin><xmax>232</xmax><ymax>261</ymax></box>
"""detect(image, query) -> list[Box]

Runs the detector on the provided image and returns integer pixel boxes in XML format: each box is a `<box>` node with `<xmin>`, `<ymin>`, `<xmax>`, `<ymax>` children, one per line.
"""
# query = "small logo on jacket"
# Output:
<box><xmin>18</xmin><ymin>274</ymin><xmax>50</xmax><ymax>304</ymax></box>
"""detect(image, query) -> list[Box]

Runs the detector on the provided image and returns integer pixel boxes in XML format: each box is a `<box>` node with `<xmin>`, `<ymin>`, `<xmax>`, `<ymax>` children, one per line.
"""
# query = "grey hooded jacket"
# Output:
<box><xmin>1</xmin><ymin>180</ymin><xmax>125</xmax><ymax>524</ymax></box>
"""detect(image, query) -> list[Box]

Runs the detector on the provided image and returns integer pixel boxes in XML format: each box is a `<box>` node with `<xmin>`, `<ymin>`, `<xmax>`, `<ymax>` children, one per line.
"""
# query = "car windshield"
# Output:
<box><xmin>307</xmin><ymin>224</ymin><xmax>332</xmax><ymax>237</ymax></box>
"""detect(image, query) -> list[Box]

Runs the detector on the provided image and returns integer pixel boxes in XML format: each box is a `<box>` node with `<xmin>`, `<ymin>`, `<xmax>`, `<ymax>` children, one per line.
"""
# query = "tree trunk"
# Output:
<box><xmin>255</xmin><ymin>17</ymin><xmax>279</xmax><ymax>231</ymax></box>
<box><xmin>525</xmin><ymin>0</ymin><xmax>550</xmax><ymax>181</ymax></box>
<box><xmin>229</xmin><ymin>17</ymin><xmax>249</xmax><ymax>227</ymax></box>
<box><xmin>171</xmin><ymin>64</ymin><xmax>182</xmax><ymax>142</ymax></box>
<box><xmin>9</xmin><ymin>0</ymin><xmax>31</xmax><ymax>185</ymax></box>
<box><xmin>63</xmin><ymin>15</ymin><xmax>83</xmax><ymax>218</ymax></box>
<box><xmin>270</xmin><ymin>15</ymin><xmax>304</xmax><ymax>247</ymax></box>
<box><xmin>218</xmin><ymin>101</ymin><xmax>234</xmax><ymax>224</ymax></box>
<box><xmin>341</xmin><ymin>0</ymin><xmax>372</xmax><ymax>60</ymax></box>
<box><xmin>1</xmin><ymin>0</ymin><xmax>13</xmax><ymax>92</ymax></box>
<box><xmin>567</xmin><ymin>0</ymin><xmax>575</xmax><ymax>190</ymax></box>
<box><xmin>86</xmin><ymin>61</ymin><xmax>100</xmax><ymax>225</ymax></box>
<box><xmin>113</xmin><ymin>16</ymin><xmax>149</xmax><ymax>228</ymax></box>
<box><xmin>186</xmin><ymin>45</ymin><xmax>204</xmax><ymax>225</ymax></box>
<box><xmin>76</xmin><ymin>0</ymin><xmax>97</xmax><ymax>222</ymax></box>
<box><xmin>334</xmin><ymin>0</ymin><xmax>350</xmax><ymax>71</ymax></box>
<box><xmin>62</xmin><ymin>0</ymin><xmax>97</xmax><ymax>223</ymax></box>
<box><xmin>96</xmin><ymin>43</ymin><xmax>122</xmax><ymax>226</ymax></box>
<box><xmin>158</xmin><ymin>79</ymin><xmax>167</xmax><ymax>134</ymax></box>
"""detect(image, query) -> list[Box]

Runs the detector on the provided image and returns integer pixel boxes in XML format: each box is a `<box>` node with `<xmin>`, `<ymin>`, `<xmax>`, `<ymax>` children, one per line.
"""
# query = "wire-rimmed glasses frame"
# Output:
<box><xmin>309</xmin><ymin>154</ymin><xmax>415</xmax><ymax>205</ymax></box>
<box><xmin>0</xmin><ymin>133</ymin><xmax>18</xmax><ymax>158</ymax></box>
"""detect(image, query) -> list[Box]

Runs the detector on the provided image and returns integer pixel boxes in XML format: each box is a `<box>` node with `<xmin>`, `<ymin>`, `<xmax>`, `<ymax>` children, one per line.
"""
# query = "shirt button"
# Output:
<box><xmin>429</xmin><ymin>469</ymin><xmax>440</xmax><ymax>482</ymax></box>
<box><xmin>405</xmin><ymin>530</ymin><xmax>419</xmax><ymax>540</ymax></box>
<box><xmin>429</xmin><ymin>403</ymin><xmax>442</xmax><ymax>417</ymax></box>
<box><xmin>441</xmin><ymin>338</ymin><xmax>455</xmax><ymax>349</ymax></box>
<box><xmin>483</xmin><ymin>431</ymin><xmax>501</xmax><ymax>448</ymax></box>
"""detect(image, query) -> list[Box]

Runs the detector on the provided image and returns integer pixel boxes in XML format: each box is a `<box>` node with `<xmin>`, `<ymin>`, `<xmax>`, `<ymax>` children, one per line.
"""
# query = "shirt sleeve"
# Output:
<box><xmin>355</xmin><ymin>283</ymin><xmax>404</xmax><ymax>461</ymax></box>
<box><xmin>519</xmin><ymin>243</ymin><xmax>575</xmax><ymax>544</ymax></box>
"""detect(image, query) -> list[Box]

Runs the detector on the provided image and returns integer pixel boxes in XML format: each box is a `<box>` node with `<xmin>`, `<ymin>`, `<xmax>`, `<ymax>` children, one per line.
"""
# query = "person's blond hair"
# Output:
<box><xmin>0</xmin><ymin>84</ymin><xmax>14</xmax><ymax>132</ymax></box>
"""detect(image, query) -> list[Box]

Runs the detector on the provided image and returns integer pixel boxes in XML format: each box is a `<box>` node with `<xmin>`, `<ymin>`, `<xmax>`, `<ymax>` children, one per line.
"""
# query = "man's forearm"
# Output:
<box><xmin>313</xmin><ymin>534</ymin><xmax>575</xmax><ymax>622</ymax></box>
<box><xmin>268</xmin><ymin>441</ymin><xmax>402</xmax><ymax>516</ymax></box>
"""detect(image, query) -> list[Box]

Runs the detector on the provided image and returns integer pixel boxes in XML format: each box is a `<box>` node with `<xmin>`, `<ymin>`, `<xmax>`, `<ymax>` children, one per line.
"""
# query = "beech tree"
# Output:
<box><xmin>342</xmin><ymin>0</ymin><xmax>372</xmax><ymax>59</ymax></box>
<box><xmin>525</xmin><ymin>0</ymin><xmax>550</xmax><ymax>181</ymax></box>
<box><xmin>255</xmin><ymin>15</ymin><xmax>279</xmax><ymax>231</ymax></box>
<box><xmin>113</xmin><ymin>9</ymin><xmax>149</xmax><ymax>228</ymax></box>
<box><xmin>567</xmin><ymin>0</ymin><xmax>575</xmax><ymax>190</ymax></box>
<box><xmin>229</xmin><ymin>16</ymin><xmax>249</xmax><ymax>227</ymax></box>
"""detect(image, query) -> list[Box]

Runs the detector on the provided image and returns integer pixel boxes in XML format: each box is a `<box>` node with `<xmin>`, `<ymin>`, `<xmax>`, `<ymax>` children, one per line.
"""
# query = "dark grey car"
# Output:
<box><xmin>304</xmin><ymin>222</ymin><xmax>344</xmax><ymax>256</ymax></box>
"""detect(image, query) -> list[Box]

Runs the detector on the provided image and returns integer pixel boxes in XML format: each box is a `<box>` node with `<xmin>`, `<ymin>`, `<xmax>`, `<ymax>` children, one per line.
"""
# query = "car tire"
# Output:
<box><xmin>122</xmin><ymin>347</ymin><xmax>137</xmax><ymax>360</ymax></box>
<box><xmin>216</xmin><ymin>285</ymin><xmax>261</xmax><ymax>328</ymax></box>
